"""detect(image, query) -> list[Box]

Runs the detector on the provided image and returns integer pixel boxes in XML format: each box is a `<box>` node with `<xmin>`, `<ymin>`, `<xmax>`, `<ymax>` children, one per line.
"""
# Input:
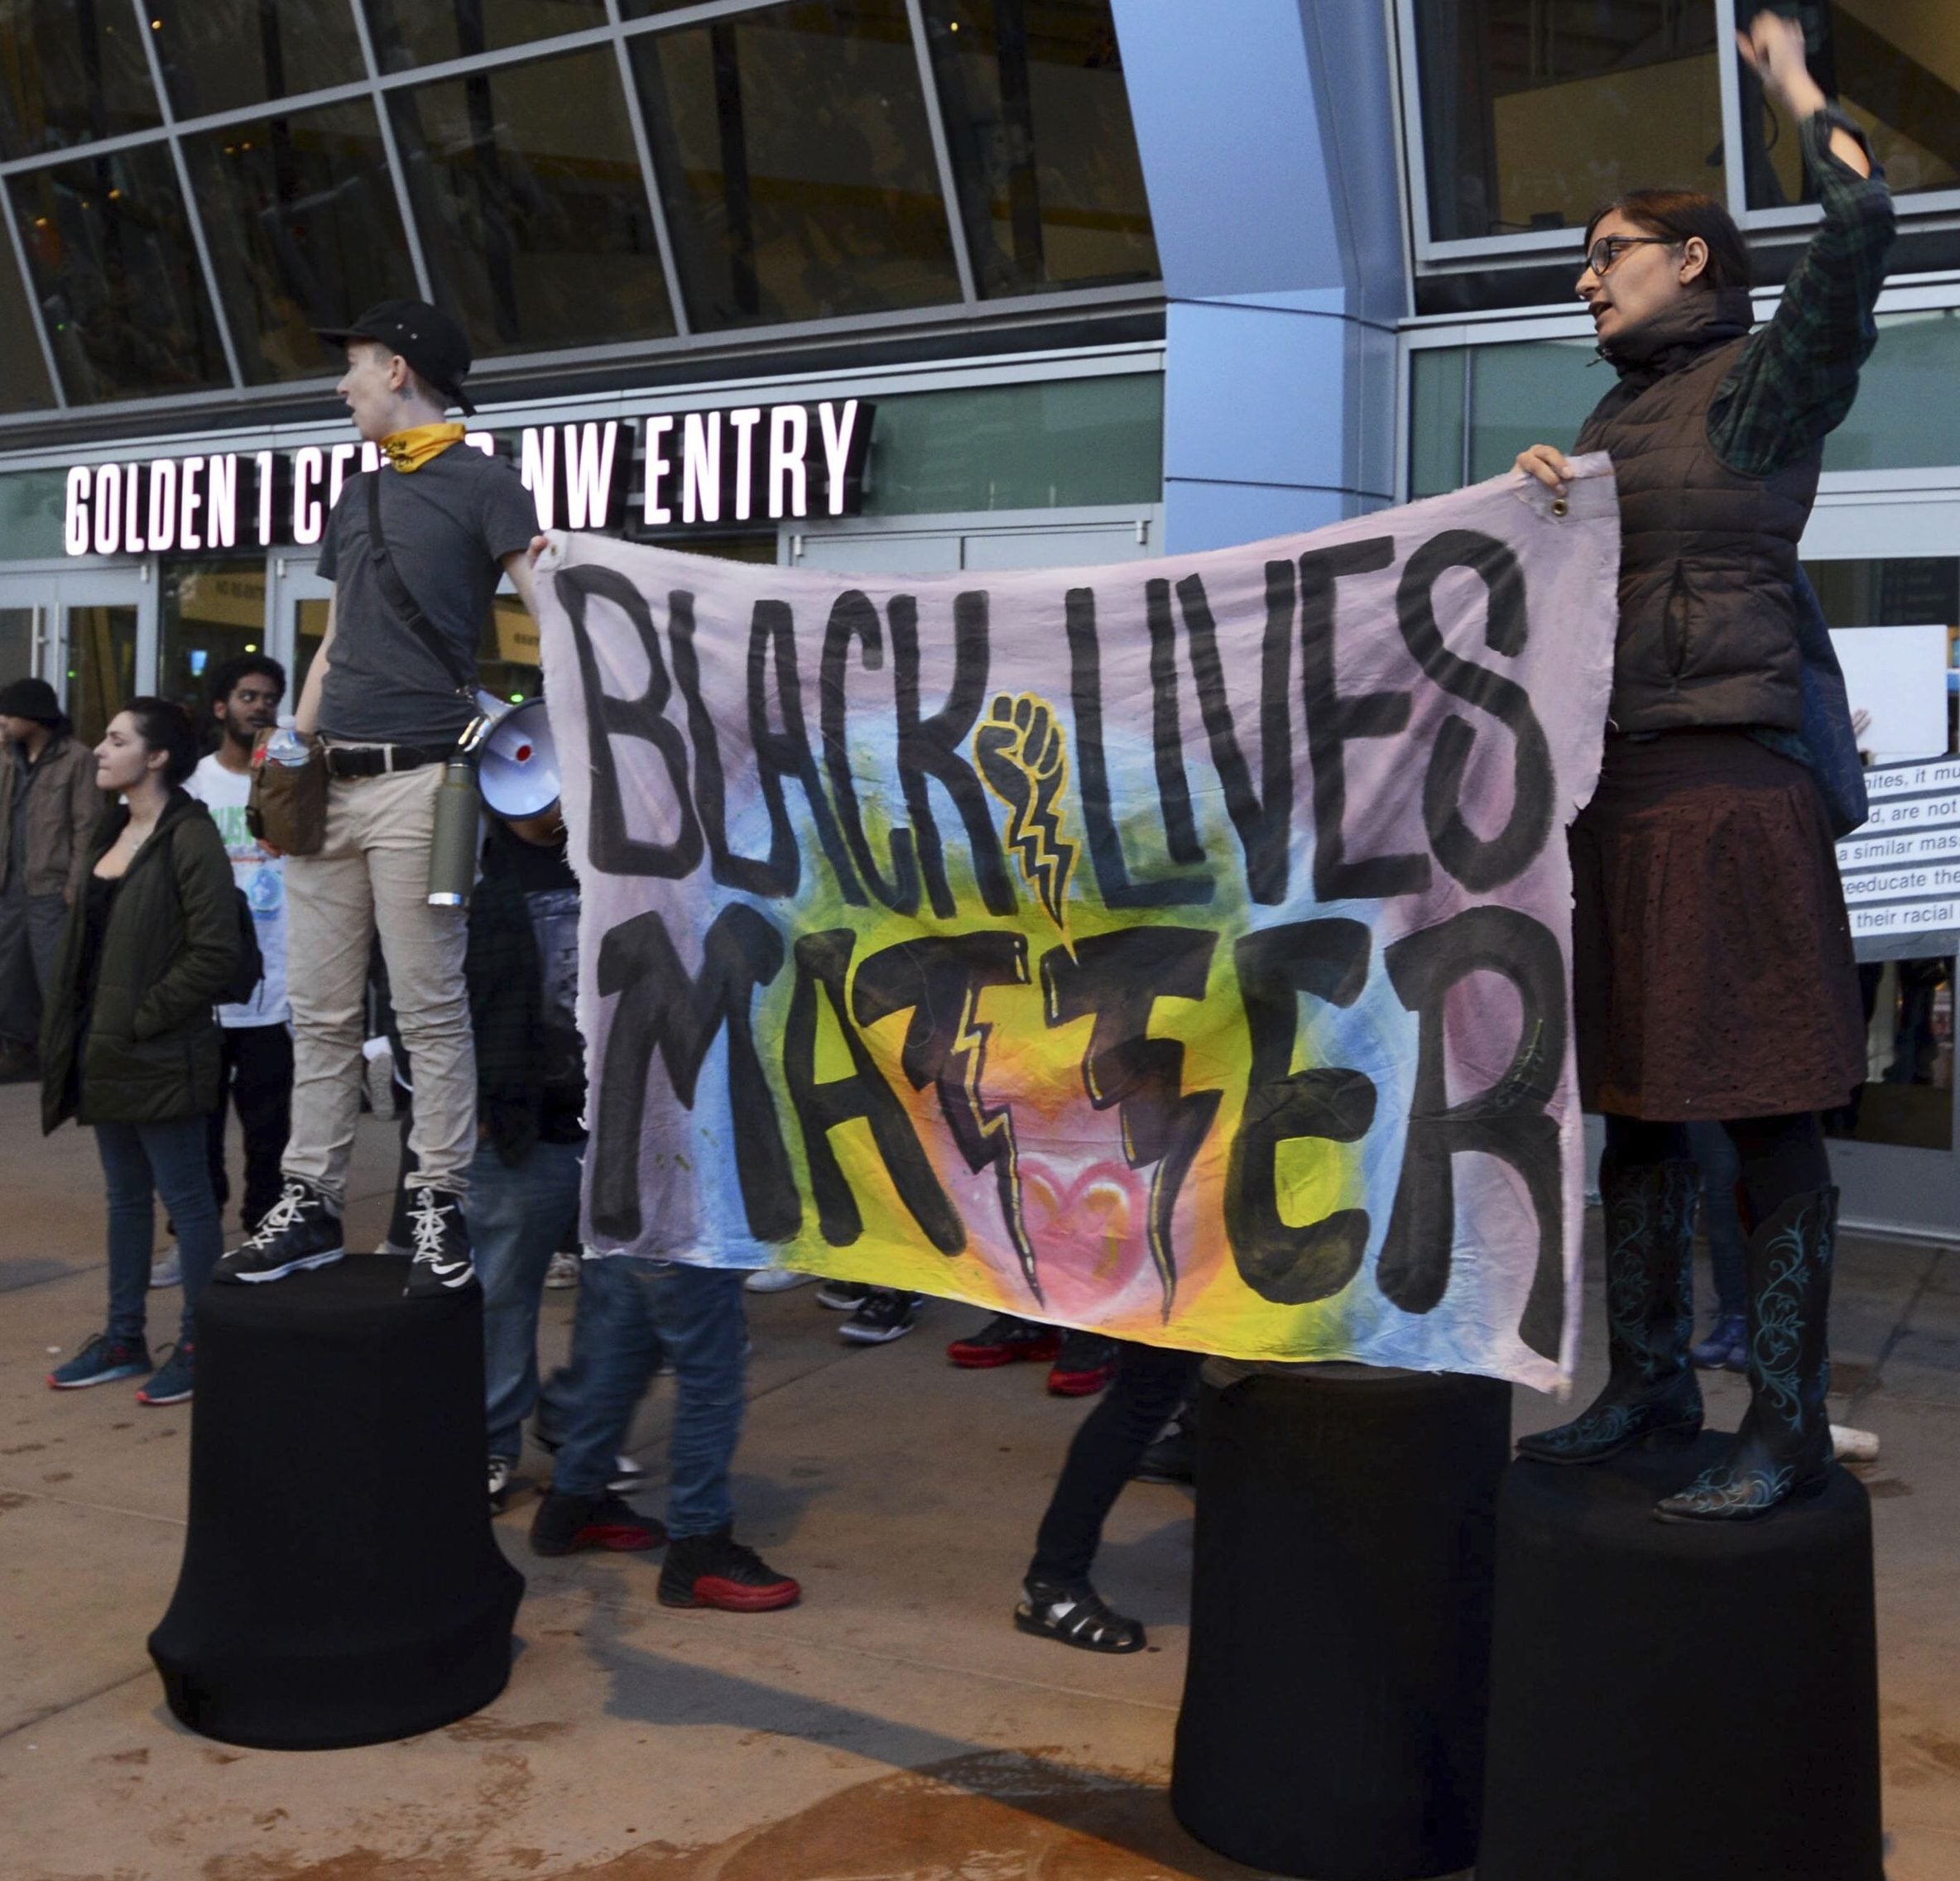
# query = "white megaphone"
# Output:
<box><xmin>477</xmin><ymin>696</ymin><xmax>560</xmax><ymax>819</ymax></box>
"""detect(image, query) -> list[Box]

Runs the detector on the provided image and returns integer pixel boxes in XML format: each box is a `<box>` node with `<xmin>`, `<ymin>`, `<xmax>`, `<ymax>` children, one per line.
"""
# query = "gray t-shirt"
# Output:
<box><xmin>315</xmin><ymin>445</ymin><xmax>539</xmax><ymax>745</ymax></box>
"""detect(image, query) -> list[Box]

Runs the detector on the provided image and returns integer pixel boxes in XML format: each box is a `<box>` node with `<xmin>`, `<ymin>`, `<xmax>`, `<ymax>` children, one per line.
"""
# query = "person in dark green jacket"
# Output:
<box><xmin>42</xmin><ymin>698</ymin><xmax>239</xmax><ymax>1407</ymax></box>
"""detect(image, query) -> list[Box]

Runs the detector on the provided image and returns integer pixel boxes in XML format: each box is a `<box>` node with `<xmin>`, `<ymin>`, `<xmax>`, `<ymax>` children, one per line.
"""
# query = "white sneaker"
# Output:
<box><xmin>744</xmin><ymin>1267</ymin><xmax>815</xmax><ymax>1293</ymax></box>
<box><xmin>488</xmin><ymin>1456</ymin><xmax>516</xmax><ymax>1513</ymax></box>
<box><xmin>150</xmin><ymin>1244</ymin><xmax>182</xmax><ymax>1289</ymax></box>
<box><xmin>544</xmin><ymin>1249</ymin><xmax>580</xmax><ymax>1289</ymax></box>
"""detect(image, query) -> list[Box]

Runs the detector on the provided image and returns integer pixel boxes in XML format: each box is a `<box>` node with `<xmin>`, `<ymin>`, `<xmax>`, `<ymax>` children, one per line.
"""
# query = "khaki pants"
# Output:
<box><xmin>283</xmin><ymin>763</ymin><xmax>475</xmax><ymax>1204</ymax></box>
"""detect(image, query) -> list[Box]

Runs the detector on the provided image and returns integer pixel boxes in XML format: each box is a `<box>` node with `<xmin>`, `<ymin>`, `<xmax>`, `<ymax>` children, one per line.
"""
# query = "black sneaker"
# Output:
<box><xmin>659</xmin><ymin>1527</ymin><xmax>800</xmax><ymax>1610</ymax></box>
<box><xmin>839</xmin><ymin>1288</ymin><xmax>919</xmax><ymax>1345</ymax></box>
<box><xmin>402</xmin><ymin>1185</ymin><xmax>476</xmax><ymax>1298</ymax></box>
<box><xmin>815</xmin><ymin>1279</ymin><xmax>869</xmax><ymax>1312</ymax></box>
<box><xmin>214</xmin><ymin>1178</ymin><xmax>344</xmax><ymax>1284</ymax></box>
<box><xmin>530</xmin><ymin>1490</ymin><xmax>667</xmax><ymax>1557</ymax></box>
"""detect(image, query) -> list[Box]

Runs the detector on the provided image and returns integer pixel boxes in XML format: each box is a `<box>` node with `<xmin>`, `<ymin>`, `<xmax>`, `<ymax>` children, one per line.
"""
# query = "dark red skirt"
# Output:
<box><xmin>1569</xmin><ymin>731</ymin><xmax>1866</xmax><ymax>1121</ymax></box>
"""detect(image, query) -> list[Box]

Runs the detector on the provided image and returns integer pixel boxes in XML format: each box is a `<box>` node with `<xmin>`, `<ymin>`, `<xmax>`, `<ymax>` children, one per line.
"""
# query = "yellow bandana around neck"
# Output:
<box><xmin>380</xmin><ymin>422</ymin><xmax>466</xmax><ymax>473</ymax></box>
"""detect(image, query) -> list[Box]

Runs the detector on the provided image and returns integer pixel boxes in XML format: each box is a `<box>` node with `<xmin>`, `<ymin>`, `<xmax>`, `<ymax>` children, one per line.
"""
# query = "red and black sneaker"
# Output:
<box><xmin>1048</xmin><ymin>1331</ymin><xmax>1121</xmax><ymax>1398</ymax></box>
<box><xmin>529</xmin><ymin>1490</ymin><xmax>667</xmax><ymax>1557</ymax></box>
<box><xmin>947</xmin><ymin>1313</ymin><xmax>1064</xmax><ymax>1370</ymax></box>
<box><xmin>658</xmin><ymin>1528</ymin><xmax>800</xmax><ymax>1612</ymax></box>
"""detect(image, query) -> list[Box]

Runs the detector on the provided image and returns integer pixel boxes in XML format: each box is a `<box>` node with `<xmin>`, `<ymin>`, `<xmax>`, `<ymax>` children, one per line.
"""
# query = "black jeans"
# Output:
<box><xmin>207</xmin><ymin>1023</ymin><xmax>294</xmax><ymax>1231</ymax></box>
<box><xmin>1029</xmin><ymin>1341</ymin><xmax>1202</xmax><ymax>1587</ymax></box>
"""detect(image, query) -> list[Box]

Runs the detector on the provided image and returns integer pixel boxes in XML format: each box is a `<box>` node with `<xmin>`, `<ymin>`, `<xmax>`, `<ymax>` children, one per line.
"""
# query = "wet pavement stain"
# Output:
<box><xmin>194</xmin><ymin>1752</ymin><xmax>1274</xmax><ymax>1881</ymax></box>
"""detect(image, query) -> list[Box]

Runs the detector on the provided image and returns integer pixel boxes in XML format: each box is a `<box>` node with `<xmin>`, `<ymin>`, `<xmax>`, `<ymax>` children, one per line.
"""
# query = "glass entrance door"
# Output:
<box><xmin>1802</xmin><ymin>493</ymin><xmax>1960</xmax><ymax>1240</ymax></box>
<box><xmin>0</xmin><ymin>567</ymin><xmax>152</xmax><ymax>749</ymax></box>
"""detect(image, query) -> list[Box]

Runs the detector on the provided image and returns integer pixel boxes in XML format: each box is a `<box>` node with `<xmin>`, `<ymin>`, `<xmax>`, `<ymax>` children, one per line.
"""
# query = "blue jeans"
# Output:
<box><xmin>95</xmin><ymin>1117</ymin><xmax>220</xmax><ymax>1348</ymax></box>
<box><xmin>471</xmin><ymin>1136</ymin><xmax>583</xmax><ymax>1462</ymax></box>
<box><xmin>1685</xmin><ymin>1120</ymin><xmax>1747</xmax><ymax>1317</ymax></box>
<box><xmin>546</xmin><ymin>1256</ymin><xmax>747</xmax><ymax>1539</ymax></box>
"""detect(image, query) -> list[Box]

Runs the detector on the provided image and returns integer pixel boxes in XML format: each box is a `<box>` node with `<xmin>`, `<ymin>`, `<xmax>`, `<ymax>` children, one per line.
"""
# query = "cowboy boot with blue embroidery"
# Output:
<box><xmin>1655</xmin><ymin>1186</ymin><xmax>1837</xmax><ymax>1522</ymax></box>
<box><xmin>1516</xmin><ymin>1157</ymin><xmax>1702</xmax><ymax>1465</ymax></box>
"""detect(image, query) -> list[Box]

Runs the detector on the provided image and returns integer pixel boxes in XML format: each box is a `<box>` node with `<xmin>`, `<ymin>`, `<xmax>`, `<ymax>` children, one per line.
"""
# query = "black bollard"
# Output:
<box><xmin>1478</xmin><ymin>1434</ymin><xmax>1883</xmax><ymax>1881</ymax></box>
<box><xmin>149</xmin><ymin>1255</ymin><xmax>525</xmax><ymax>1749</ymax></box>
<box><xmin>1171</xmin><ymin>1365</ymin><xmax>1511</xmax><ymax>1881</ymax></box>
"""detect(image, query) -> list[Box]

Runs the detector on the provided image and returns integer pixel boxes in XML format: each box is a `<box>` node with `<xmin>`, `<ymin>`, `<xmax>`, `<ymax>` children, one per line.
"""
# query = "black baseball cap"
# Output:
<box><xmin>315</xmin><ymin>299</ymin><xmax>477</xmax><ymax>415</ymax></box>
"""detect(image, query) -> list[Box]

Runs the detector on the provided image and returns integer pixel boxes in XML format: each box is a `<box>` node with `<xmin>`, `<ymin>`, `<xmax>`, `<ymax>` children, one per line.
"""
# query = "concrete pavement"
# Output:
<box><xmin>1</xmin><ymin>1080</ymin><xmax>1956</xmax><ymax>1879</ymax></box>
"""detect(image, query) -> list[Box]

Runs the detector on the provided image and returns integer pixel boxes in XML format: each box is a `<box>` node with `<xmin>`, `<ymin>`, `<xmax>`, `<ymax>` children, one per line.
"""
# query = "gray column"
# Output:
<box><xmin>1112</xmin><ymin>0</ymin><xmax>1408</xmax><ymax>551</ymax></box>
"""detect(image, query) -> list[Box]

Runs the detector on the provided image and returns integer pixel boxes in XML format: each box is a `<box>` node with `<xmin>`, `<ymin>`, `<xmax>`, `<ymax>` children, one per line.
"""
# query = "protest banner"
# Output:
<box><xmin>536</xmin><ymin>462</ymin><xmax>1620</xmax><ymax>1389</ymax></box>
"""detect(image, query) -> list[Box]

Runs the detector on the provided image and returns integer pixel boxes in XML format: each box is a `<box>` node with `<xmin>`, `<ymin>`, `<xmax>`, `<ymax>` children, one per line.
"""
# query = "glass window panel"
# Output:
<box><xmin>294</xmin><ymin>593</ymin><xmax>329</xmax><ymax>705</ymax></box>
<box><xmin>65</xmin><ymin>602</ymin><xmax>135</xmax><ymax>748</ymax></box>
<box><xmin>0</xmin><ymin>0</ymin><xmax>159</xmax><ymax>159</ymax></box>
<box><xmin>1408</xmin><ymin>348</ymin><xmax>1467</xmax><ymax>499</ymax></box>
<box><xmin>480</xmin><ymin>596</ymin><xmax>539</xmax><ymax>706</ymax></box>
<box><xmin>1413</xmin><ymin>1</ymin><xmax>1724</xmax><ymax>242</ymax></box>
<box><xmin>859</xmin><ymin>372</ymin><xmax>1160</xmax><ymax>513</ymax></box>
<box><xmin>1742</xmin><ymin>2</ymin><xmax>1960</xmax><ymax>209</ymax></box>
<box><xmin>0</xmin><ymin>468</ymin><xmax>71</xmax><ymax>556</ymax></box>
<box><xmin>159</xmin><ymin>559</ymin><xmax>269</xmax><ymax>730</ymax></box>
<box><xmin>152</xmin><ymin>0</ymin><xmax>364</xmax><ymax>122</ymax></box>
<box><xmin>631</xmin><ymin>1</ymin><xmax>963</xmax><ymax>328</ymax></box>
<box><xmin>1823</xmin><ymin>311</ymin><xmax>1960</xmax><ymax>473</ymax></box>
<box><xmin>0</xmin><ymin>235</ymin><xmax>55</xmax><ymax>410</ymax></box>
<box><xmin>391</xmin><ymin>46</ymin><xmax>675</xmax><ymax>357</ymax></box>
<box><xmin>919</xmin><ymin>0</ymin><xmax>1156</xmax><ymax>297</ymax></box>
<box><xmin>1465</xmin><ymin>336</ymin><xmax>1602</xmax><ymax>480</ymax></box>
<box><xmin>183</xmin><ymin>99</ymin><xmax>420</xmax><ymax>385</ymax></box>
<box><xmin>362</xmin><ymin>0</ymin><xmax>607</xmax><ymax>74</ymax></box>
<box><xmin>1822</xmin><ymin>955</ymin><xmax>1953</xmax><ymax>1149</ymax></box>
<box><xmin>0</xmin><ymin>605</ymin><xmax>34</xmax><ymax>679</ymax></box>
<box><xmin>10</xmin><ymin>144</ymin><xmax>230</xmax><ymax>402</ymax></box>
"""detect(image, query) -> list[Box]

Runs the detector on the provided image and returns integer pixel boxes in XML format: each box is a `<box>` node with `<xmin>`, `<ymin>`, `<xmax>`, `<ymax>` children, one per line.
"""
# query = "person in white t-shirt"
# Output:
<box><xmin>182</xmin><ymin>655</ymin><xmax>291</xmax><ymax>1243</ymax></box>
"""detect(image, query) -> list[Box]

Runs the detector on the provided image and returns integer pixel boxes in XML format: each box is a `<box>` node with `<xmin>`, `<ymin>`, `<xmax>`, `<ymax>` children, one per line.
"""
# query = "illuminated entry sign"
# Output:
<box><xmin>60</xmin><ymin>401</ymin><xmax>872</xmax><ymax>557</ymax></box>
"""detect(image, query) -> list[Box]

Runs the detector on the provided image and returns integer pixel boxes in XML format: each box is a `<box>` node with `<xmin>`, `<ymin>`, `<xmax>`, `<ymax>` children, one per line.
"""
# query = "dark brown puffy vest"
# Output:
<box><xmin>1577</xmin><ymin>336</ymin><xmax>1820</xmax><ymax>734</ymax></box>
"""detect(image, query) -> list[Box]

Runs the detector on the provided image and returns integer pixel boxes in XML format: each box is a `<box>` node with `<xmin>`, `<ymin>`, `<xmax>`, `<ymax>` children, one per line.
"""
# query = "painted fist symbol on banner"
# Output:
<box><xmin>976</xmin><ymin>691</ymin><xmax>1078</xmax><ymax>935</ymax></box>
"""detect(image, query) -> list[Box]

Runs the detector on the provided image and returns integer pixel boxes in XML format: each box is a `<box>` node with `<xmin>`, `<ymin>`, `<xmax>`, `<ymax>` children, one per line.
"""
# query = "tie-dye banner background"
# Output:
<box><xmin>536</xmin><ymin>462</ymin><xmax>1620</xmax><ymax>1391</ymax></box>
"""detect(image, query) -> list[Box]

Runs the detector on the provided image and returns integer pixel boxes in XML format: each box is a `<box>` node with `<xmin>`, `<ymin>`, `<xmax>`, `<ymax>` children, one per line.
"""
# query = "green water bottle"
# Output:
<box><xmin>427</xmin><ymin>754</ymin><xmax>483</xmax><ymax>909</ymax></box>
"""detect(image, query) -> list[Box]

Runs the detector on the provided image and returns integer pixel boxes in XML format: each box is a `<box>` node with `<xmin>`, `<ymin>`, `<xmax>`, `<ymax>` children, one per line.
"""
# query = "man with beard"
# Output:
<box><xmin>181</xmin><ymin>655</ymin><xmax>290</xmax><ymax>1250</ymax></box>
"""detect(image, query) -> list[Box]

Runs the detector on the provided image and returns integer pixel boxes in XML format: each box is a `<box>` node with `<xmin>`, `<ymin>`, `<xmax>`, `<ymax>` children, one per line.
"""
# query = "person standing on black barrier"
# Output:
<box><xmin>41</xmin><ymin>700</ymin><xmax>241</xmax><ymax>1408</ymax></box>
<box><xmin>1014</xmin><ymin>1341</ymin><xmax>1201</xmax><ymax>1653</ymax></box>
<box><xmin>1512</xmin><ymin>12</ymin><xmax>1893</xmax><ymax>1521</ymax></box>
<box><xmin>215</xmin><ymin>301</ymin><xmax>540</xmax><ymax>1301</ymax></box>
<box><xmin>0</xmin><ymin>677</ymin><xmax>103</xmax><ymax>1082</ymax></box>
<box><xmin>168</xmin><ymin>656</ymin><xmax>291</xmax><ymax>1269</ymax></box>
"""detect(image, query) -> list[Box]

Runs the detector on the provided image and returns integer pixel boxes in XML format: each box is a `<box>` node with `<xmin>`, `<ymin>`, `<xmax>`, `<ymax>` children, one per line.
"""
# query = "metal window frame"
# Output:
<box><xmin>605</xmin><ymin>0</ymin><xmax>693</xmax><ymax>337</ymax></box>
<box><xmin>346</xmin><ymin>0</ymin><xmax>436</xmax><ymax>302</ymax></box>
<box><xmin>1395</xmin><ymin>272</ymin><xmax>1960</xmax><ymax>503</ymax></box>
<box><xmin>122</xmin><ymin>0</ymin><xmax>248</xmax><ymax>391</ymax></box>
<box><xmin>1393</xmin><ymin>0</ymin><xmax>1960</xmax><ymax>276</ymax></box>
<box><xmin>0</xmin><ymin>0</ymin><xmax>1164</xmax><ymax>430</ymax></box>
<box><xmin>1393</xmin><ymin>0</ymin><xmax>1747</xmax><ymax>270</ymax></box>
<box><xmin>0</xmin><ymin>334</ymin><xmax>1165</xmax><ymax>475</ymax></box>
<box><xmin>903</xmin><ymin>0</ymin><xmax>978</xmax><ymax>304</ymax></box>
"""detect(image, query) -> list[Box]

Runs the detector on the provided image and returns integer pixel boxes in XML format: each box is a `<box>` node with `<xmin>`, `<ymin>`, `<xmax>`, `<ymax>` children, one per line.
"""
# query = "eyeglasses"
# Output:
<box><xmin>1584</xmin><ymin>234</ymin><xmax>1674</xmax><ymax>276</ymax></box>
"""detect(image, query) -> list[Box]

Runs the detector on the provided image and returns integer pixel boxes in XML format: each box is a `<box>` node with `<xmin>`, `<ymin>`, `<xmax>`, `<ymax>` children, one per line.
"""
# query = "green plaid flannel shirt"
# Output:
<box><xmin>1708</xmin><ymin>108</ymin><xmax>1895</xmax><ymax>479</ymax></box>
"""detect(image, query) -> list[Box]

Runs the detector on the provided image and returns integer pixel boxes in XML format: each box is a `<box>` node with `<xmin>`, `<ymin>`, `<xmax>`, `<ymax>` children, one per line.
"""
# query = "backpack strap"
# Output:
<box><xmin>365</xmin><ymin>469</ymin><xmax>475</xmax><ymax>699</ymax></box>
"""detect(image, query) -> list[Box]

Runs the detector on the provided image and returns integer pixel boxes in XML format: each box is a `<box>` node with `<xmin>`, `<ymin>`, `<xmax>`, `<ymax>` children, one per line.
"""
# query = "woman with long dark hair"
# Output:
<box><xmin>1511</xmin><ymin>13</ymin><xmax>1893</xmax><ymax>1520</ymax></box>
<box><xmin>42</xmin><ymin>698</ymin><xmax>239</xmax><ymax>1406</ymax></box>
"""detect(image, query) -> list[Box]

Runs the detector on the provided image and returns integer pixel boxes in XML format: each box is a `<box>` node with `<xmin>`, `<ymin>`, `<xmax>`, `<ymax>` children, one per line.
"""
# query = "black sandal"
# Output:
<box><xmin>1013</xmin><ymin>1579</ymin><xmax>1146</xmax><ymax>1653</ymax></box>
